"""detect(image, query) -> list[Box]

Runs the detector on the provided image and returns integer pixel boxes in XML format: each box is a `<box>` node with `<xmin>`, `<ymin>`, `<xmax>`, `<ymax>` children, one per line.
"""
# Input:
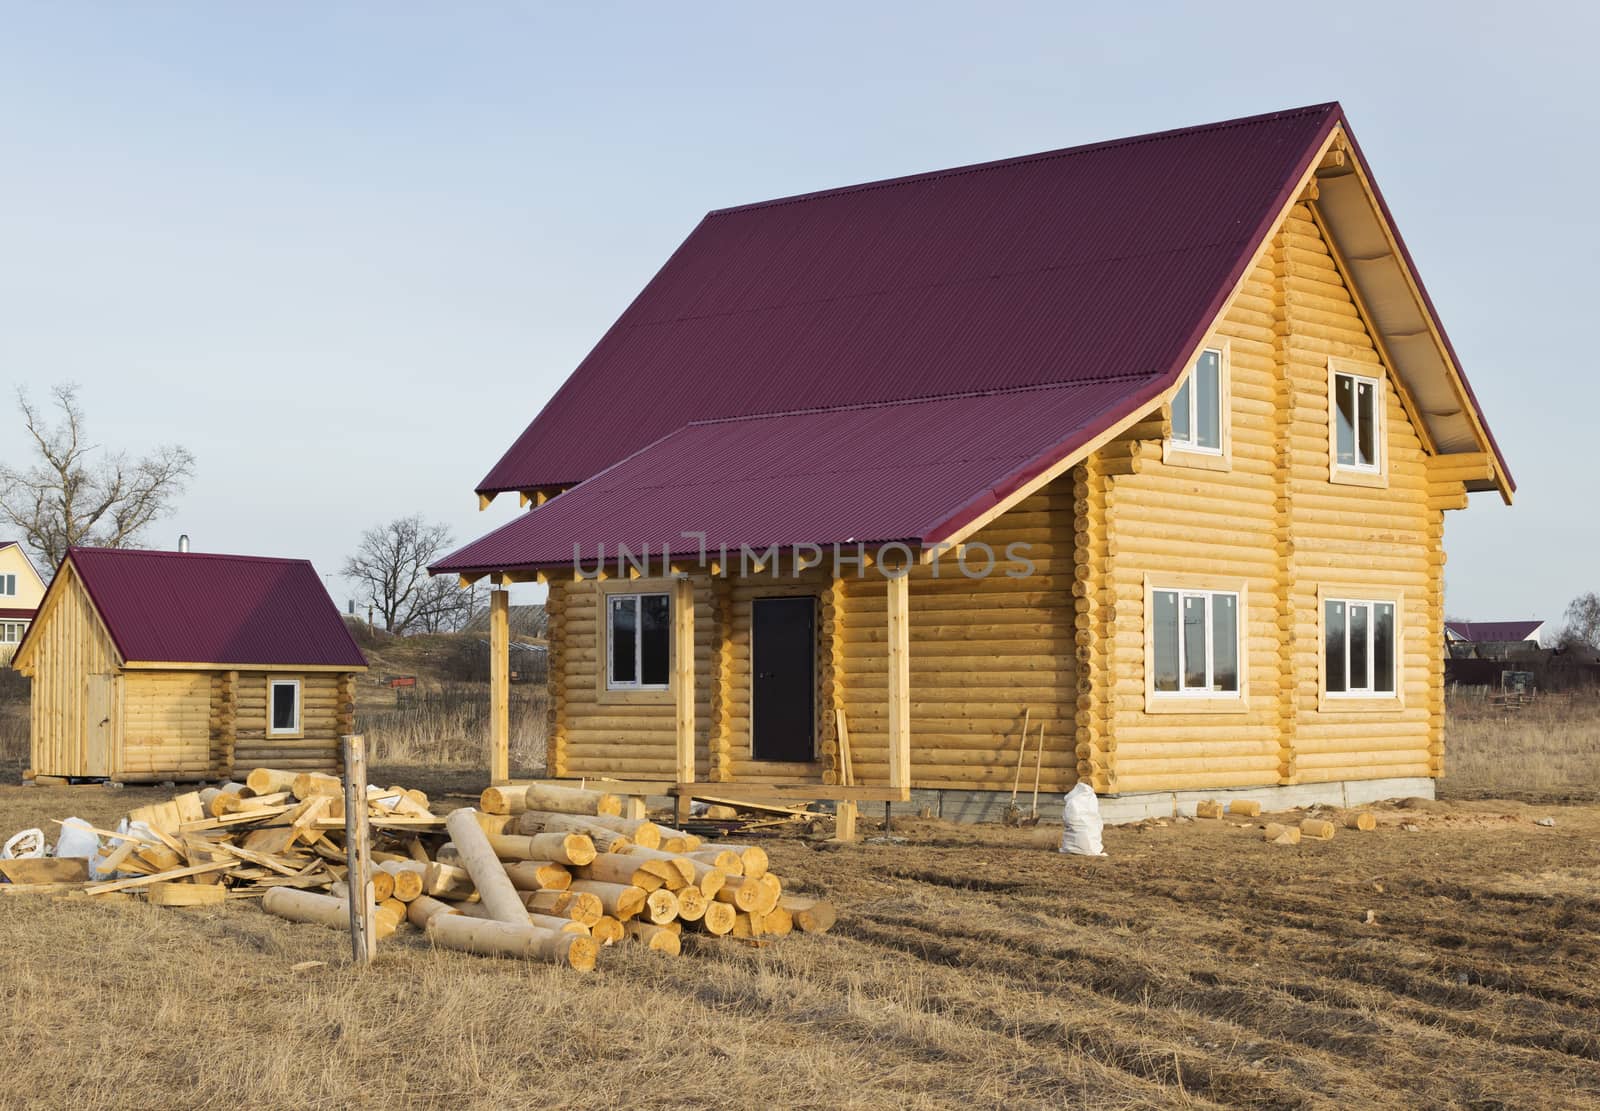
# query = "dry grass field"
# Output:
<box><xmin>1</xmin><ymin>688</ymin><xmax>1598</xmax><ymax>1107</ymax></box>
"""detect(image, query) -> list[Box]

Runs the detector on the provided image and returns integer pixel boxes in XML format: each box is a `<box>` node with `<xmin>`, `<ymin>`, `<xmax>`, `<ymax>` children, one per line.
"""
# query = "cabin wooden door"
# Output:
<box><xmin>85</xmin><ymin>673</ymin><xmax>114</xmax><ymax>777</ymax></box>
<box><xmin>751</xmin><ymin>597</ymin><xmax>817</xmax><ymax>763</ymax></box>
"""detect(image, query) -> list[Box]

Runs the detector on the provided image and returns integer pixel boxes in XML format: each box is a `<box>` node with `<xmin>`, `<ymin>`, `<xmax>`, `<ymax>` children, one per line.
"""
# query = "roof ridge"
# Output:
<box><xmin>707</xmin><ymin>103</ymin><xmax>1341</xmax><ymax>218</ymax></box>
<box><xmin>70</xmin><ymin>546</ymin><xmax>314</xmax><ymax>568</ymax></box>
<box><xmin>683</xmin><ymin>376</ymin><xmax>1156</xmax><ymax>428</ymax></box>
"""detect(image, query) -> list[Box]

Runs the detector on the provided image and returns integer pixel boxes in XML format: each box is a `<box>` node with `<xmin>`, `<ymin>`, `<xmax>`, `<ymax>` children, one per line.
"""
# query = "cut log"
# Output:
<box><xmin>777</xmin><ymin>895</ymin><xmax>836</xmax><ymax>934</ymax></box>
<box><xmin>1263</xmin><ymin>823</ymin><xmax>1302</xmax><ymax>845</ymax></box>
<box><xmin>1195</xmin><ymin>800</ymin><xmax>1224</xmax><ymax>819</ymax></box>
<box><xmin>674</xmin><ymin>883</ymin><xmax>709</xmax><ymax>923</ymax></box>
<box><xmin>488</xmin><ymin>831</ymin><xmax>596</xmax><ymax>866</ymax></box>
<box><xmin>263</xmin><ymin>888</ymin><xmax>396</xmax><ymax>940</ymax></box>
<box><xmin>526</xmin><ymin>889</ymin><xmax>604</xmax><ymax>927</ymax></box>
<box><xmin>292</xmin><ymin>772</ymin><xmax>342</xmax><ymax>799</ymax></box>
<box><xmin>644</xmin><ymin>888</ymin><xmax>679</xmax><ymax>925</ymax></box>
<box><xmin>146</xmin><ymin>881</ymin><xmax>225</xmax><ymax>907</ymax></box>
<box><xmin>376</xmin><ymin>861</ymin><xmax>426</xmax><ymax>901</ymax></box>
<box><xmin>731</xmin><ymin>911</ymin><xmax>766</xmax><ymax>938</ymax></box>
<box><xmin>702</xmin><ymin>805</ymin><xmax>739</xmax><ymax>821</ymax></box>
<box><xmin>529</xmin><ymin>912</ymin><xmax>590</xmax><ymax>935</ymax></box>
<box><xmin>1345</xmin><ymin>811</ymin><xmax>1377</xmax><ymax>831</ymax></box>
<box><xmin>406</xmin><ymin>895</ymin><xmax>459</xmax><ymax>928</ymax></box>
<box><xmin>1226</xmin><ymin>799</ymin><xmax>1263</xmax><ymax>817</ymax></box>
<box><xmin>502</xmin><ymin>860</ymin><xmax>572</xmax><ymax>892</ymax></box>
<box><xmin>715</xmin><ymin>874</ymin><xmax>776</xmax><ymax>913</ymax></box>
<box><xmin>618</xmin><ymin>846</ymin><xmax>698</xmax><ymax>888</ymax></box>
<box><xmin>715</xmin><ymin>844</ymin><xmax>768</xmax><ymax>880</ymax></box>
<box><xmin>518</xmin><ymin>812</ymin><xmax>659</xmax><ymax>850</ymax></box>
<box><xmin>590</xmin><ymin>915</ymin><xmax>625</xmax><ymax>944</ymax></box>
<box><xmin>575</xmin><ymin>854</ymin><xmax>663</xmax><ymax>891</ymax></box>
<box><xmin>626</xmin><ymin>920</ymin><xmax>682</xmax><ymax>955</ymax></box>
<box><xmin>471</xmin><ymin>812</ymin><xmax>518</xmax><ymax>837</ymax></box>
<box><xmin>1300</xmin><ymin>819</ymin><xmax>1336</xmax><ymax>840</ymax></box>
<box><xmin>245</xmin><ymin>768</ymin><xmax>298</xmax><ymax>795</ymax></box>
<box><xmin>379</xmin><ymin>896</ymin><xmax>407</xmax><ymax>922</ymax></box>
<box><xmin>699</xmin><ymin>901</ymin><xmax>736</xmax><ymax>935</ymax></box>
<box><xmin>481</xmin><ymin>784</ymin><xmax>622</xmax><ymax>817</ymax></box>
<box><xmin>762</xmin><ymin>905</ymin><xmax>794</xmax><ymax>937</ymax></box>
<box><xmin>425</xmin><ymin>915</ymin><xmax>597</xmax><ymax>970</ymax></box>
<box><xmin>369</xmin><ymin>870</ymin><xmax>396</xmax><ymax>904</ymax></box>
<box><xmin>444</xmin><ymin>808</ymin><xmax>530</xmax><ymax>925</ymax></box>
<box><xmin>686</xmin><ymin>849</ymin><xmax>743</xmax><ymax>876</ymax></box>
<box><xmin>568</xmin><ymin>880</ymin><xmax>646</xmax><ymax>921</ymax></box>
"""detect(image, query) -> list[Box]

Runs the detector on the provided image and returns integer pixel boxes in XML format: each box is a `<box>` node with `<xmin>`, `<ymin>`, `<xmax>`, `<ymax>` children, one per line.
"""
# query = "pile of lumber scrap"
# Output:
<box><xmin>2</xmin><ymin>772</ymin><xmax>837</xmax><ymax>969</ymax></box>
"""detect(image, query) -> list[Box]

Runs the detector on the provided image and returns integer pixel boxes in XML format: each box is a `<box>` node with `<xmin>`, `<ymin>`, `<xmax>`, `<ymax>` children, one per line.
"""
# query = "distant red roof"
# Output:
<box><xmin>0</xmin><ymin>606</ymin><xmax>34</xmax><ymax>620</ymax></box>
<box><xmin>444</xmin><ymin>103</ymin><xmax>1508</xmax><ymax>573</ymax></box>
<box><xmin>1445</xmin><ymin>620</ymin><xmax>1544</xmax><ymax>643</ymax></box>
<box><xmin>42</xmin><ymin>548</ymin><xmax>366</xmax><ymax>668</ymax></box>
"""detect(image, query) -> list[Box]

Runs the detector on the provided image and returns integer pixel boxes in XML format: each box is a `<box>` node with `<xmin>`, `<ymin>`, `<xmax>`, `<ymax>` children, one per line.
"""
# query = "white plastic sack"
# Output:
<box><xmin>1059</xmin><ymin>783</ymin><xmax>1106</xmax><ymax>857</ymax></box>
<box><xmin>2</xmin><ymin>829</ymin><xmax>46</xmax><ymax>860</ymax></box>
<box><xmin>54</xmin><ymin>818</ymin><xmax>110</xmax><ymax>879</ymax></box>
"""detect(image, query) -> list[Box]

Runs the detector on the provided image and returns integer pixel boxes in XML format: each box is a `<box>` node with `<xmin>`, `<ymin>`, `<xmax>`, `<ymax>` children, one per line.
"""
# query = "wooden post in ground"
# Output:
<box><xmin>489</xmin><ymin>587</ymin><xmax>510</xmax><ymax>786</ymax></box>
<box><xmin>886</xmin><ymin>572</ymin><xmax>911</xmax><ymax>798</ymax></box>
<box><xmin>673</xmin><ymin>574</ymin><xmax>696</xmax><ymax>825</ymax></box>
<box><xmin>340</xmin><ymin>733</ymin><xmax>376</xmax><ymax>965</ymax></box>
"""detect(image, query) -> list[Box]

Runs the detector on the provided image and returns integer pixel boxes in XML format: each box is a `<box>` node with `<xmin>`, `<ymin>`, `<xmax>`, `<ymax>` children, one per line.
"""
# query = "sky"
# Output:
<box><xmin>0</xmin><ymin>2</ymin><xmax>1593</xmax><ymax>626</ymax></box>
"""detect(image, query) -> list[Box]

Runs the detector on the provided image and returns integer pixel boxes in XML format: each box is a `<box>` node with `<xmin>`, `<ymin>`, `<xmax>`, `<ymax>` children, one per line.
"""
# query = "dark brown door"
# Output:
<box><xmin>751</xmin><ymin>596</ymin><xmax>816</xmax><ymax>762</ymax></box>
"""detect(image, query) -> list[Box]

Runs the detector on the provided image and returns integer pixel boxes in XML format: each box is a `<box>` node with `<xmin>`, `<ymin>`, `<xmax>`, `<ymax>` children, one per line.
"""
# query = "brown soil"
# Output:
<box><xmin>1</xmin><ymin>777</ymin><xmax>1595</xmax><ymax>1109</ymax></box>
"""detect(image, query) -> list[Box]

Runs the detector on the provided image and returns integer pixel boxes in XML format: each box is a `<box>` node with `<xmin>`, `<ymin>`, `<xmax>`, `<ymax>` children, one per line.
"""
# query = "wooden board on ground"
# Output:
<box><xmin>0</xmin><ymin>857</ymin><xmax>90</xmax><ymax>884</ymax></box>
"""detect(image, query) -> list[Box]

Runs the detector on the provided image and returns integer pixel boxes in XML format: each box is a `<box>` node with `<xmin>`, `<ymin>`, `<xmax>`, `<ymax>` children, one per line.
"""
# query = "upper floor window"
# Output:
<box><xmin>0</xmin><ymin>621</ymin><xmax>21</xmax><ymax>643</ymax></box>
<box><xmin>1324</xmin><ymin>598</ymin><xmax>1397</xmax><ymax>696</ymax></box>
<box><xmin>1170</xmin><ymin>348</ymin><xmax>1224</xmax><ymax>454</ymax></box>
<box><xmin>0</xmin><ymin>574</ymin><xmax>14</xmax><ymax>596</ymax></box>
<box><xmin>608</xmin><ymin>592</ymin><xmax>670</xmax><ymax>690</ymax></box>
<box><xmin>1333</xmin><ymin>369</ymin><xmax>1382</xmax><ymax>473</ymax></box>
<box><xmin>1151</xmin><ymin>587</ymin><xmax>1240</xmax><ymax>696</ymax></box>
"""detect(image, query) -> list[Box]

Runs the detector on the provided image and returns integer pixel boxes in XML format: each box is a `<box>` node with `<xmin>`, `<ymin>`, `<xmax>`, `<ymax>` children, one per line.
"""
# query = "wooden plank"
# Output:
<box><xmin>836</xmin><ymin>705</ymin><xmax>855</xmax><ymax>787</ymax></box>
<box><xmin>489</xmin><ymin>589</ymin><xmax>510</xmax><ymax>785</ymax></box>
<box><xmin>83</xmin><ymin>859</ymin><xmax>237</xmax><ymax>895</ymax></box>
<box><xmin>341</xmin><ymin>734</ymin><xmax>376</xmax><ymax>965</ymax></box>
<box><xmin>0</xmin><ymin>857</ymin><xmax>90</xmax><ymax>884</ymax></box>
<box><xmin>147</xmin><ymin>881</ymin><xmax>227</xmax><ymax>907</ymax></box>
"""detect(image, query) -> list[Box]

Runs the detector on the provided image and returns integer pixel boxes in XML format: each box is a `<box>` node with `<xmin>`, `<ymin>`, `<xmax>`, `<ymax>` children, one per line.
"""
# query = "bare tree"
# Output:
<box><xmin>344</xmin><ymin>516</ymin><xmax>473</xmax><ymax>634</ymax></box>
<box><xmin>1559</xmin><ymin>593</ymin><xmax>1600</xmax><ymax>652</ymax></box>
<box><xmin>0</xmin><ymin>384</ymin><xmax>196</xmax><ymax>570</ymax></box>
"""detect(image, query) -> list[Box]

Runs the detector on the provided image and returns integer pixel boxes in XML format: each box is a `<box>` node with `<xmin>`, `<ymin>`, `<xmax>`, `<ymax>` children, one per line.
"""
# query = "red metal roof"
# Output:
<box><xmin>53</xmin><ymin>548</ymin><xmax>366</xmax><ymax>667</ymax></box>
<box><xmin>0</xmin><ymin>606</ymin><xmax>33</xmax><ymax>620</ymax></box>
<box><xmin>477</xmin><ymin>103</ymin><xmax>1344</xmax><ymax>498</ymax></box>
<box><xmin>438</xmin><ymin>381</ymin><xmax>1142</xmax><ymax>572</ymax></box>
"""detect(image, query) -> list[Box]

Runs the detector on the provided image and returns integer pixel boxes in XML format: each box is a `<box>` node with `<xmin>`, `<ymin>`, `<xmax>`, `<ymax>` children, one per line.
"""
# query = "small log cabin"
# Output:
<box><xmin>12</xmin><ymin>548</ymin><xmax>366</xmax><ymax>783</ymax></box>
<box><xmin>0</xmin><ymin>540</ymin><xmax>46</xmax><ymax>664</ymax></box>
<box><xmin>435</xmin><ymin>103</ymin><xmax>1512</xmax><ymax>821</ymax></box>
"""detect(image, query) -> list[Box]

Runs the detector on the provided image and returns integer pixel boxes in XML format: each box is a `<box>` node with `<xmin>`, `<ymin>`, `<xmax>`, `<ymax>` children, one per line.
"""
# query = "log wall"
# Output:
<box><xmin>225</xmin><ymin>671</ymin><xmax>353</xmax><ymax>773</ymax></box>
<box><xmin>121</xmin><ymin>671</ymin><xmax>212</xmax><ymax>779</ymax></box>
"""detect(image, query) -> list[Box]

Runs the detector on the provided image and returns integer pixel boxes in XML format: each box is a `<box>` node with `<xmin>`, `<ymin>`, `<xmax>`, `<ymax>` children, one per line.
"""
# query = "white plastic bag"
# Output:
<box><xmin>54</xmin><ymin>818</ymin><xmax>110</xmax><ymax>879</ymax></box>
<box><xmin>1059</xmin><ymin>783</ymin><xmax>1106</xmax><ymax>857</ymax></box>
<box><xmin>2</xmin><ymin>829</ymin><xmax>46</xmax><ymax>860</ymax></box>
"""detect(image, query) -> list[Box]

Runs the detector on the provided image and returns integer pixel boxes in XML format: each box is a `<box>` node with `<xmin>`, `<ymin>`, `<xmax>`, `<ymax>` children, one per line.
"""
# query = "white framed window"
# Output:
<box><xmin>0</xmin><ymin>622</ymin><xmax>21</xmax><ymax>643</ymax></box>
<box><xmin>268</xmin><ymin>679</ymin><xmax>302</xmax><ymax>735</ymax></box>
<box><xmin>1169</xmin><ymin>347</ymin><xmax>1225</xmax><ymax>455</ymax></box>
<box><xmin>1332</xmin><ymin>368</ymin><xmax>1383</xmax><ymax>473</ymax></box>
<box><xmin>1150</xmin><ymin>588</ymin><xmax>1241</xmax><ymax>696</ymax></box>
<box><xmin>0</xmin><ymin>573</ymin><xmax>15</xmax><ymax>596</ymax></box>
<box><xmin>607</xmin><ymin>592</ymin><xmax>670</xmax><ymax>690</ymax></box>
<box><xmin>1324</xmin><ymin>598</ymin><xmax>1397</xmax><ymax>696</ymax></box>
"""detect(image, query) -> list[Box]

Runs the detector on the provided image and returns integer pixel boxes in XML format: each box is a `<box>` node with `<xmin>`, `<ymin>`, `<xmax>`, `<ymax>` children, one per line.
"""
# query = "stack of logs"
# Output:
<box><xmin>260</xmin><ymin>778</ymin><xmax>836</xmax><ymax>968</ymax></box>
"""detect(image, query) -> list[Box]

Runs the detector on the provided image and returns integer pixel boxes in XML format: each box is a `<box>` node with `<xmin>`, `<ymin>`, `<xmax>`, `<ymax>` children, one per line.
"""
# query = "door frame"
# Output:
<box><xmin>748</xmin><ymin>590</ymin><xmax>820</xmax><ymax>763</ymax></box>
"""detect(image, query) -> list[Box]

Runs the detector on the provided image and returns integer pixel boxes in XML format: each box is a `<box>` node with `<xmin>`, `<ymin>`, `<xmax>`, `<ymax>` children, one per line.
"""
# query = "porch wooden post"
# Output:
<box><xmin>886</xmin><ymin>572</ymin><xmax>911</xmax><ymax>799</ymax></box>
<box><xmin>489</xmin><ymin>587</ymin><xmax>510</xmax><ymax>785</ymax></box>
<box><xmin>673</xmin><ymin>575</ymin><xmax>696</xmax><ymax>824</ymax></box>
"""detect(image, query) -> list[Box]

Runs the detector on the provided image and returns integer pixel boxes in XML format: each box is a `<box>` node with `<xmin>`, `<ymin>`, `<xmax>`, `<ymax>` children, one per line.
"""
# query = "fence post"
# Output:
<box><xmin>341</xmin><ymin>733</ymin><xmax>376</xmax><ymax>965</ymax></box>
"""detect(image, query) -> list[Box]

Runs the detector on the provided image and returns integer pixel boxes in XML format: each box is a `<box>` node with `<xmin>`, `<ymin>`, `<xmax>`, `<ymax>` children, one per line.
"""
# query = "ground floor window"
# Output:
<box><xmin>1151</xmin><ymin>588</ymin><xmax>1240</xmax><ymax>695</ymax></box>
<box><xmin>0</xmin><ymin>621</ymin><xmax>22</xmax><ymax>643</ymax></box>
<box><xmin>269</xmin><ymin>678</ymin><xmax>301</xmax><ymax>734</ymax></box>
<box><xmin>1325</xmin><ymin>599</ymin><xmax>1397</xmax><ymax>695</ymax></box>
<box><xmin>607</xmin><ymin>592</ymin><xmax>670</xmax><ymax>690</ymax></box>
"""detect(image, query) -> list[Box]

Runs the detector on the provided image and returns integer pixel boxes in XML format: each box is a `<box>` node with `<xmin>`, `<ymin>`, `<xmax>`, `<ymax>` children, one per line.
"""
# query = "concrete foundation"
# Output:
<box><xmin>871</xmin><ymin>776</ymin><xmax>1436</xmax><ymax>826</ymax></box>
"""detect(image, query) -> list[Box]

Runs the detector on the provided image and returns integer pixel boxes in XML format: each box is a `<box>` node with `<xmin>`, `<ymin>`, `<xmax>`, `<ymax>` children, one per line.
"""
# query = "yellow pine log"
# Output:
<box><xmin>1262</xmin><ymin>823</ymin><xmax>1302</xmax><ymax>845</ymax></box>
<box><xmin>291</xmin><ymin>772</ymin><xmax>343</xmax><ymax>799</ymax></box>
<box><xmin>488</xmin><ymin>831</ymin><xmax>596</xmax><ymax>866</ymax></box>
<box><xmin>590</xmin><ymin>915</ymin><xmax>625</xmax><ymax>944</ymax></box>
<box><xmin>644</xmin><ymin>888</ymin><xmax>680</xmax><ymax>925</ymax></box>
<box><xmin>528</xmin><ymin>913</ymin><xmax>591</xmax><ymax>935</ymax></box>
<box><xmin>674</xmin><ymin>884</ymin><xmax>709</xmax><ymax>922</ymax></box>
<box><xmin>1226</xmin><ymin>800</ymin><xmax>1263</xmax><ymax>817</ymax></box>
<box><xmin>444</xmin><ymin>809</ymin><xmax>530</xmax><ymax>925</ymax></box>
<box><xmin>761</xmin><ymin>905</ymin><xmax>794</xmax><ymax>937</ymax></box>
<box><xmin>406</xmin><ymin>895</ymin><xmax>459</xmax><ymax>929</ymax></box>
<box><xmin>263</xmin><ymin>888</ymin><xmax>396</xmax><ymax>940</ymax></box>
<box><xmin>568</xmin><ymin>880</ymin><xmax>647</xmax><ymax>921</ymax></box>
<box><xmin>525</xmin><ymin>889</ymin><xmax>604</xmax><ymax>927</ymax></box>
<box><xmin>687</xmin><ymin>849</ymin><xmax>742</xmax><ymax>876</ymax></box>
<box><xmin>502</xmin><ymin>860</ymin><xmax>572</xmax><ymax>891</ymax></box>
<box><xmin>425</xmin><ymin>915</ymin><xmax>597</xmax><ymax>970</ymax></box>
<box><xmin>375</xmin><ymin>861</ymin><xmax>424</xmax><ymax>902</ymax></box>
<box><xmin>654</xmin><ymin>826</ymin><xmax>703</xmax><ymax>852</ymax></box>
<box><xmin>626</xmin><ymin>920</ymin><xmax>682</xmax><ymax>955</ymax></box>
<box><xmin>777</xmin><ymin>895</ymin><xmax>836</xmax><ymax>934</ymax></box>
<box><xmin>730</xmin><ymin>911</ymin><xmax>766</xmax><ymax>939</ymax></box>
<box><xmin>518</xmin><ymin>811</ymin><xmax>661</xmax><ymax>850</ymax></box>
<box><xmin>575</xmin><ymin>854</ymin><xmax>664</xmax><ymax>892</ymax></box>
<box><xmin>1345</xmin><ymin>811</ymin><xmax>1377</xmax><ymax>831</ymax></box>
<box><xmin>1300</xmin><ymin>818</ymin><xmax>1336</xmax><ymax>840</ymax></box>
<box><xmin>480</xmin><ymin>783</ymin><xmax>622</xmax><ymax>817</ymax></box>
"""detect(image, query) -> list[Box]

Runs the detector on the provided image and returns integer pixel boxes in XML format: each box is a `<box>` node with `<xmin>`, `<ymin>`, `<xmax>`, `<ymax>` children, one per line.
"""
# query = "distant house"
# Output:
<box><xmin>10</xmin><ymin>548</ymin><xmax>366</xmax><ymax>783</ymax></box>
<box><xmin>1445</xmin><ymin>619</ymin><xmax>1545</xmax><ymax>646</ymax></box>
<box><xmin>435</xmin><ymin>103</ymin><xmax>1512</xmax><ymax>818</ymax></box>
<box><xmin>0</xmin><ymin>541</ymin><xmax>46</xmax><ymax>662</ymax></box>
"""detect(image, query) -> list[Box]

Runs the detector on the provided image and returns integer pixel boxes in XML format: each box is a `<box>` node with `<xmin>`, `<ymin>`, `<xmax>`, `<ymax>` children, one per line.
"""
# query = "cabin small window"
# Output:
<box><xmin>269</xmin><ymin>679</ymin><xmax>301</xmax><ymax>734</ymax></box>
<box><xmin>1169</xmin><ymin>348</ymin><xmax>1224</xmax><ymax>454</ymax></box>
<box><xmin>0</xmin><ymin>573</ymin><xmax>14</xmax><ymax>596</ymax></box>
<box><xmin>1151</xmin><ymin>588</ymin><xmax>1240</xmax><ymax>695</ymax></box>
<box><xmin>608</xmin><ymin>593</ymin><xmax>670</xmax><ymax>690</ymax></box>
<box><xmin>1325</xmin><ymin>599</ymin><xmax>1397</xmax><ymax>696</ymax></box>
<box><xmin>1333</xmin><ymin>371</ymin><xmax>1382</xmax><ymax>472</ymax></box>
